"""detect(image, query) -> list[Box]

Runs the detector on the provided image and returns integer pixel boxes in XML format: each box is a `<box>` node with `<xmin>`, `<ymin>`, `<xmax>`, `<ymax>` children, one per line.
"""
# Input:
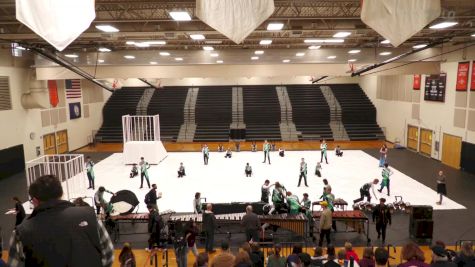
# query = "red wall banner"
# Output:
<box><xmin>471</xmin><ymin>61</ymin><xmax>475</xmax><ymax>91</ymax></box>
<box><xmin>456</xmin><ymin>61</ymin><xmax>470</xmax><ymax>91</ymax></box>
<box><xmin>413</xmin><ymin>74</ymin><xmax>421</xmax><ymax>90</ymax></box>
<box><xmin>47</xmin><ymin>80</ymin><xmax>59</xmax><ymax>107</ymax></box>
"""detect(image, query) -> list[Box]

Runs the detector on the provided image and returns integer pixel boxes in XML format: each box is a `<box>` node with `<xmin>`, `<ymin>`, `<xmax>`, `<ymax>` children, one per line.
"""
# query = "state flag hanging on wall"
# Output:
<box><xmin>69</xmin><ymin>102</ymin><xmax>81</xmax><ymax>120</ymax></box>
<box><xmin>456</xmin><ymin>62</ymin><xmax>470</xmax><ymax>91</ymax></box>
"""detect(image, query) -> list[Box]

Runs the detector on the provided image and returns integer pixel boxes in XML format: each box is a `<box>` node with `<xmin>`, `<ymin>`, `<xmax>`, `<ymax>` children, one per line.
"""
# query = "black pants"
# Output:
<box><xmin>141</xmin><ymin>173</ymin><xmax>150</xmax><ymax>188</ymax></box>
<box><xmin>336</xmin><ymin>151</ymin><xmax>343</xmax><ymax>157</ymax></box>
<box><xmin>261</xmin><ymin>195</ymin><xmax>269</xmax><ymax>203</ymax></box>
<box><xmin>245</xmin><ymin>170</ymin><xmax>252</xmax><ymax>177</ymax></box>
<box><xmin>148</xmin><ymin>232</ymin><xmax>160</xmax><ymax>249</ymax></box>
<box><xmin>203</xmin><ymin>154</ymin><xmax>209</xmax><ymax>165</ymax></box>
<box><xmin>205</xmin><ymin>231</ymin><xmax>214</xmax><ymax>252</ymax></box>
<box><xmin>376</xmin><ymin>222</ymin><xmax>388</xmax><ymax>242</ymax></box>
<box><xmin>130</xmin><ymin>170</ymin><xmax>138</xmax><ymax>178</ymax></box>
<box><xmin>298</xmin><ymin>172</ymin><xmax>308</xmax><ymax>186</ymax></box>
<box><xmin>87</xmin><ymin>173</ymin><xmax>95</xmax><ymax>189</ymax></box>
<box><xmin>178</xmin><ymin>170</ymin><xmax>185</xmax><ymax>177</ymax></box>
<box><xmin>263</xmin><ymin>151</ymin><xmax>270</xmax><ymax>164</ymax></box>
<box><xmin>318</xmin><ymin>228</ymin><xmax>331</xmax><ymax>246</ymax></box>
<box><xmin>354</xmin><ymin>189</ymin><xmax>371</xmax><ymax>203</ymax></box>
<box><xmin>279</xmin><ymin>151</ymin><xmax>284</xmax><ymax>157</ymax></box>
<box><xmin>320</xmin><ymin>151</ymin><xmax>328</xmax><ymax>163</ymax></box>
<box><xmin>245</xmin><ymin>229</ymin><xmax>260</xmax><ymax>242</ymax></box>
<box><xmin>225</xmin><ymin>153</ymin><xmax>232</xmax><ymax>158</ymax></box>
<box><xmin>96</xmin><ymin>205</ymin><xmax>101</xmax><ymax>215</ymax></box>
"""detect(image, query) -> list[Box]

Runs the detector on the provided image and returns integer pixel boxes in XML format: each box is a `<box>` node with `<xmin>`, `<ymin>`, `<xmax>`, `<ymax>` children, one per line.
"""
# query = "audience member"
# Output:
<box><xmin>299</xmin><ymin>251</ymin><xmax>312</xmax><ymax>267</ymax></box>
<box><xmin>250</xmin><ymin>243</ymin><xmax>264</xmax><ymax>267</ymax></box>
<box><xmin>203</xmin><ymin>204</ymin><xmax>217</xmax><ymax>253</ymax></box>
<box><xmin>72</xmin><ymin>197</ymin><xmax>91</xmax><ymax>207</ymax></box>
<box><xmin>358</xmin><ymin>247</ymin><xmax>375</xmax><ymax>267</ymax></box>
<box><xmin>242</xmin><ymin>205</ymin><xmax>261</xmax><ymax>242</ymax></box>
<box><xmin>288</xmin><ymin>244</ymin><xmax>304</xmax><ymax>266</ymax></box>
<box><xmin>345</xmin><ymin>242</ymin><xmax>360</xmax><ymax>261</ymax></box>
<box><xmin>455</xmin><ymin>241</ymin><xmax>475</xmax><ymax>267</ymax></box>
<box><xmin>430</xmin><ymin>245</ymin><xmax>457</xmax><ymax>267</ymax></box>
<box><xmin>234</xmin><ymin>251</ymin><xmax>252</xmax><ymax>267</ymax></box>
<box><xmin>337</xmin><ymin>249</ymin><xmax>361</xmax><ymax>267</ymax></box>
<box><xmin>267</xmin><ymin>244</ymin><xmax>286</xmax><ymax>267</ymax></box>
<box><xmin>119</xmin><ymin>242</ymin><xmax>136</xmax><ymax>267</ymax></box>
<box><xmin>323</xmin><ymin>246</ymin><xmax>339</xmax><ymax>267</ymax></box>
<box><xmin>210</xmin><ymin>241</ymin><xmax>235</xmax><ymax>267</ymax></box>
<box><xmin>11</xmin><ymin>196</ymin><xmax>26</xmax><ymax>226</ymax></box>
<box><xmin>398</xmin><ymin>243</ymin><xmax>430</xmax><ymax>267</ymax></box>
<box><xmin>311</xmin><ymin>246</ymin><xmax>326</xmax><ymax>267</ymax></box>
<box><xmin>7</xmin><ymin>175</ymin><xmax>114</xmax><ymax>267</ymax></box>
<box><xmin>194</xmin><ymin>252</ymin><xmax>209</xmax><ymax>267</ymax></box>
<box><xmin>185</xmin><ymin>220</ymin><xmax>199</xmax><ymax>260</ymax></box>
<box><xmin>374</xmin><ymin>247</ymin><xmax>389</xmax><ymax>267</ymax></box>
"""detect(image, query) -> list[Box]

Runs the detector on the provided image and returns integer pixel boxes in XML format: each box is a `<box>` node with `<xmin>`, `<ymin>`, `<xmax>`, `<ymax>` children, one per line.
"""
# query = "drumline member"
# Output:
<box><xmin>378</xmin><ymin>163</ymin><xmax>393</xmax><ymax>196</ymax></box>
<box><xmin>353</xmin><ymin>179</ymin><xmax>379</xmax><ymax>204</ymax></box>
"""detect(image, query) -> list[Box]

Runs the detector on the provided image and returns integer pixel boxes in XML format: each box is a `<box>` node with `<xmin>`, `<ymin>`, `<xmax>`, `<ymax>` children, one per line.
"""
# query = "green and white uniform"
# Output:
<box><xmin>381</xmin><ymin>167</ymin><xmax>392</xmax><ymax>186</ymax></box>
<box><xmin>263</xmin><ymin>142</ymin><xmax>271</xmax><ymax>163</ymax></box>
<box><xmin>287</xmin><ymin>195</ymin><xmax>301</xmax><ymax>214</ymax></box>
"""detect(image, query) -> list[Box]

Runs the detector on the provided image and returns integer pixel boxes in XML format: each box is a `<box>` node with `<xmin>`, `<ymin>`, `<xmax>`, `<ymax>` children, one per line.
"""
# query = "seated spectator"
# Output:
<box><xmin>345</xmin><ymin>242</ymin><xmax>360</xmax><ymax>261</ymax></box>
<box><xmin>323</xmin><ymin>246</ymin><xmax>340</xmax><ymax>267</ymax></box>
<box><xmin>119</xmin><ymin>242</ymin><xmax>136</xmax><ymax>267</ymax></box>
<box><xmin>374</xmin><ymin>247</ymin><xmax>389</xmax><ymax>267</ymax></box>
<box><xmin>225</xmin><ymin>148</ymin><xmax>232</xmax><ymax>158</ymax></box>
<box><xmin>358</xmin><ymin>247</ymin><xmax>375</xmax><ymax>267</ymax></box>
<box><xmin>430</xmin><ymin>245</ymin><xmax>457</xmax><ymax>267</ymax></box>
<box><xmin>398</xmin><ymin>243</ymin><xmax>430</xmax><ymax>267</ymax></box>
<box><xmin>245</xmin><ymin>163</ymin><xmax>252</xmax><ymax>177</ymax></box>
<box><xmin>130</xmin><ymin>163</ymin><xmax>138</xmax><ymax>178</ymax></box>
<box><xmin>299</xmin><ymin>251</ymin><xmax>312</xmax><ymax>267</ymax></box>
<box><xmin>455</xmin><ymin>241</ymin><xmax>475</xmax><ymax>267</ymax></box>
<box><xmin>338</xmin><ymin>249</ymin><xmax>361</xmax><ymax>267</ymax></box>
<box><xmin>311</xmin><ymin>246</ymin><xmax>326</xmax><ymax>267</ymax></box>
<box><xmin>250</xmin><ymin>243</ymin><xmax>264</xmax><ymax>267</ymax></box>
<box><xmin>288</xmin><ymin>244</ymin><xmax>304</xmax><ymax>267</ymax></box>
<box><xmin>211</xmin><ymin>241</ymin><xmax>235</xmax><ymax>267</ymax></box>
<box><xmin>335</xmin><ymin>146</ymin><xmax>343</xmax><ymax>157</ymax></box>
<box><xmin>194</xmin><ymin>252</ymin><xmax>209</xmax><ymax>267</ymax></box>
<box><xmin>279</xmin><ymin>148</ymin><xmax>285</xmax><ymax>157</ymax></box>
<box><xmin>267</xmin><ymin>244</ymin><xmax>286</xmax><ymax>267</ymax></box>
<box><xmin>235</xmin><ymin>251</ymin><xmax>252</xmax><ymax>267</ymax></box>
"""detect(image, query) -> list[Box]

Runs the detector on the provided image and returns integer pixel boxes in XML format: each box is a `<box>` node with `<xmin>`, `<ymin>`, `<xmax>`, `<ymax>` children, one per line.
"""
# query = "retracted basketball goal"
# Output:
<box><xmin>122</xmin><ymin>115</ymin><xmax>167</xmax><ymax>164</ymax></box>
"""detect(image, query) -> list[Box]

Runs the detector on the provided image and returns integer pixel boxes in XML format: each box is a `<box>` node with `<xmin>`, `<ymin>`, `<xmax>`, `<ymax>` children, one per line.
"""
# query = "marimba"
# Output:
<box><xmin>312</xmin><ymin>199</ymin><xmax>349</xmax><ymax>211</ymax></box>
<box><xmin>260</xmin><ymin>213</ymin><xmax>308</xmax><ymax>237</ymax></box>
<box><xmin>312</xmin><ymin>210</ymin><xmax>370</xmax><ymax>244</ymax></box>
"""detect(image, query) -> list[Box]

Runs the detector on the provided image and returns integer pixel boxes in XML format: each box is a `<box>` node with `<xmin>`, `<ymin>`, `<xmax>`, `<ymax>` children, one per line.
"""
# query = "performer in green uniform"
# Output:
<box><xmin>300</xmin><ymin>193</ymin><xmax>312</xmax><ymax>216</ymax></box>
<box><xmin>286</xmin><ymin>192</ymin><xmax>300</xmax><ymax>214</ymax></box>
<box><xmin>298</xmin><ymin>158</ymin><xmax>308</xmax><ymax>187</ymax></box>
<box><xmin>193</xmin><ymin>192</ymin><xmax>202</xmax><ymax>214</ymax></box>
<box><xmin>202</xmin><ymin>144</ymin><xmax>209</xmax><ymax>165</ymax></box>
<box><xmin>85</xmin><ymin>156</ymin><xmax>95</xmax><ymax>190</ymax></box>
<box><xmin>263</xmin><ymin>140</ymin><xmax>271</xmax><ymax>164</ymax></box>
<box><xmin>378</xmin><ymin>163</ymin><xmax>393</xmax><ymax>196</ymax></box>
<box><xmin>320</xmin><ymin>139</ymin><xmax>328</xmax><ymax>164</ymax></box>
<box><xmin>139</xmin><ymin>157</ymin><xmax>151</xmax><ymax>189</ymax></box>
<box><xmin>271</xmin><ymin>182</ymin><xmax>286</xmax><ymax>213</ymax></box>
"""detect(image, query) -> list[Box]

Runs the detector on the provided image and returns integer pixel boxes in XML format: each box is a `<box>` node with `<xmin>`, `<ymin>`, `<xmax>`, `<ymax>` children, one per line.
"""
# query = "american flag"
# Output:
<box><xmin>65</xmin><ymin>79</ymin><xmax>82</xmax><ymax>99</ymax></box>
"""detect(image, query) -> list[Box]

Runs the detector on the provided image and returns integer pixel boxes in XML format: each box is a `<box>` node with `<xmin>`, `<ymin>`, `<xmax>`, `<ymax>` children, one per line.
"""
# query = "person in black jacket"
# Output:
<box><xmin>145</xmin><ymin>184</ymin><xmax>161</xmax><ymax>211</ymax></box>
<box><xmin>372</xmin><ymin>198</ymin><xmax>391</xmax><ymax>244</ymax></box>
<box><xmin>203</xmin><ymin>203</ymin><xmax>216</xmax><ymax>253</ymax></box>
<box><xmin>147</xmin><ymin>204</ymin><xmax>163</xmax><ymax>250</ymax></box>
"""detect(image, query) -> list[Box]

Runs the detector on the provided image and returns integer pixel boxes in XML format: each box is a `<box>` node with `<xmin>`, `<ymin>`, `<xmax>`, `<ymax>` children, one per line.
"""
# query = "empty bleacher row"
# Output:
<box><xmin>286</xmin><ymin>84</ymin><xmax>333</xmax><ymax>141</ymax></box>
<box><xmin>146</xmin><ymin>86</ymin><xmax>188</xmax><ymax>142</ymax></box>
<box><xmin>194</xmin><ymin>86</ymin><xmax>233</xmax><ymax>142</ymax></box>
<box><xmin>329</xmin><ymin>84</ymin><xmax>384</xmax><ymax>140</ymax></box>
<box><xmin>96</xmin><ymin>87</ymin><xmax>146</xmax><ymax>142</ymax></box>
<box><xmin>242</xmin><ymin>85</ymin><xmax>282</xmax><ymax>141</ymax></box>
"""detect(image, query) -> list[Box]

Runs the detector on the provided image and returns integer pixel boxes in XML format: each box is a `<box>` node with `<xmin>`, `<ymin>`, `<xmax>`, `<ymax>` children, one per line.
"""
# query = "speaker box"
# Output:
<box><xmin>410</xmin><ymin>219</ymin><xmax>434</xmax><ymax>239</ymax></box>
<box><xmin>410</xmin><ymin>205</ymin><xmax>433</xmax><ymax>220</ymax></box>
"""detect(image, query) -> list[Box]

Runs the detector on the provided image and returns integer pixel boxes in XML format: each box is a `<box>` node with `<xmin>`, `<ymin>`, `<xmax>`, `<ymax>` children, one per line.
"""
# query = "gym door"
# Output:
<box><xmin>419</xmin><ymin>128</ymin><xmax>432</xmax><ymax>157</ymax></box>
<box><xmin>56</xmin><ymin>130</ymin><xmax>69</xmax><ymax>154</ymax></box>
<box><xmin>43</xmin><ymin>133</ymin><xmax>56</xmax><ymax>155</ymax></box>
<box><xmin>442</xmin><ymin>133</ymin><xmax>462</xmax><ymax>169</ymax></box>
<box><xmin>407</xmin><ymin>125</ymin><xmax>418</xmax><ymax>151</ymax></box>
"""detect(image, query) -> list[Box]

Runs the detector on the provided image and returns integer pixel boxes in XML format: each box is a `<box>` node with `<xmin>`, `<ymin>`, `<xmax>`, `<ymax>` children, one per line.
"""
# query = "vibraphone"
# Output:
<box><xmin>312</xmin><ymin>210</ymin><xmax>370</xmax><ymax>245</ymax></box>
<box><xmin>259</xmin><ymin>213</ymin><xmax>308</xmax><ymax>237</ymax></box>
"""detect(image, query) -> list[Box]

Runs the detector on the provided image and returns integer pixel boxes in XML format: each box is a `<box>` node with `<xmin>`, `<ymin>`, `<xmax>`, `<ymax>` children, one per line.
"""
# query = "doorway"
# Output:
<box><xmin>419</xmin><ymin>128</ymin><xmax>432</xmax><ymax>157</ymax></box>
<box><xmin>442</xmin><ymin>133</ymin><xmax>462</xmax><ymax>169</ymax></box>
<box><xmin>407</xmin><ymin>125</ymin><xmax>418</xmax><ymax>151</ymax></box>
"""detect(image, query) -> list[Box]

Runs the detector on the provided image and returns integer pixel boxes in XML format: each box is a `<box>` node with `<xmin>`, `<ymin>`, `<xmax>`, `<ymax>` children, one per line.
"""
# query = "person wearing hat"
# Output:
<box><xmin>318</xmin><ymin>201</ymin><xmax>332</xmax><ymax>247</ymax></box>
<box><xmin>430</xmin><ymin>245</ymin><xmax>457</xmax><ymax>267</ymax></box>
<box><xmin>372</xmin><ymin>198</ymin><xmax>391</xmax><ymax>243</ymax></box>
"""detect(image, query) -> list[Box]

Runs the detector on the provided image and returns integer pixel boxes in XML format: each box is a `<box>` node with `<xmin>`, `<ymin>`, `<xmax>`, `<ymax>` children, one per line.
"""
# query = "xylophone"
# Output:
<box><xmin>312</xmin><ymin>210</ymin><xmax>370</xmax><ymax>245</ymax></box>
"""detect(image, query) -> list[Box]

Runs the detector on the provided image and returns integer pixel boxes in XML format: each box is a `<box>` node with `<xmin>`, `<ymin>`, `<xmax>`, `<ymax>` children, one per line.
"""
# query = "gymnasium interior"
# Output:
<box><xmin>1</xmin><ymin>0</ymin><xmax>475</xmax><ymax>266</ymax></box>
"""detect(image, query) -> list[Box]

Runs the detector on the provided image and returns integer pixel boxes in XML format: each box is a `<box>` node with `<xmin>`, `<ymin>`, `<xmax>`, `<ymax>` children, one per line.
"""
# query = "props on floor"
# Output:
<box><xmin>110</xmin><ymin>190</ymin><xmax>140</xmax><ymax>215</ymax></box>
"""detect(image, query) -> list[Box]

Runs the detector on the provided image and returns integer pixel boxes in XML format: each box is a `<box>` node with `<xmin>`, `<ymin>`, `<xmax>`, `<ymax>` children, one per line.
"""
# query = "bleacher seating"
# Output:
<box><xmin>286</xmin><ymin>84</ymin><xmax>333</xmax><ymax>141</ymax></box>
<box><xmin>96</xmin><ymin>87</ymin><xmax>146</xmax><ymax>143</ymax></box>
<box><xmin>147</xmin><ymin>86</ymin><xmax>188</xmax><ymax>142</ymax></box>
<box><xmin>243</xmin><ymin>86</ymin><xmax>282</xmax><ymax>141</ymax></box>
<box><xmin>329</xmin><ymin>84</ymin><xmax>384</xmax><ymax>140</ymax></box>
<box><xmin>193</xmin><ymin>86</ymin><xmax>232</xmax><ymax>142</ymax></box>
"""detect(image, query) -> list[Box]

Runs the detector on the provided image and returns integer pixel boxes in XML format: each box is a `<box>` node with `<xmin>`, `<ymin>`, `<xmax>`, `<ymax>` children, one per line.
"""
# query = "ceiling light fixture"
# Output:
<box><xmin>159</xmin><ymin>52</ymin><xmax>170</xmax><ymax>56</ymax></box>
<box><xmin>308</xmin><ymin>45</ymin><xmax>321</xmax><ymax>50</ymax></box>
<box><xmin>150</xmin><ymin>61</ymin><xmax>158</xmax><ymax>65</ymax></box>
<box><xmin>135</xmin><ymin>42</ymin><xmax>150</xmax><ymax>48</ymax></box>
<box><xmin>327</xmin><ymin>56</ymin><xmax>337</xmax><ymax>59</ymax></box>
<box><xmin>472</xmin><ymin>33</ymin><xmax>475</xmax><ymax>37</ymax></box>
<box><xmin>65</xmin><ymin>54</ymin><xmax>78</xmax><ymax>58</ymax></box>
<box><xmin>413</xmin><ymin>44</ymin><xmax>428</xmax><ymax>49</ymax></box>
<box><xmin>255</xmin><ymin>50</ymin><xmax>264</xmax><ymax>55</ymax></box>
<box><xmin>348</xmin><ymin>50</ymin><xmax>361</xmax><ymax>54</ymax></box>
<box><xmin>98</xmin><ymin>47</ymin><xmax>111</xmax><ymax>52</ymax></box>
<box><xmin>348</xmin><ymin>59</ymin><xmax>357</xmax><ymax>62</ymax></box>
<box><xmin>97</xmin><ymin>59</ymin><xmax>105</xmax><ymax>63</ymax></box>
<box><xmin>304</xmin><ymin>39</ymin><xmax>344</xmax><ymax>43</ymax></box>
<box><xmin>282</xmin><ymin>59</ymin><xmax>290</xmax><ymax>63</ymax></box>
<box><xmin>296</xmin><ymin>52</ymin><xmax>305</xmax><ymax>57</ymax></box>
<box><xmin>210</xmin><ymin>53</ymin><xmax>219</xmax><ymax>57</ymax></box>
<box><xmin>333</xmin><ymin>32</ymin><xmax>351</xmax><ymax>38</ymax></box>
<box><xmin>205</xmin><ymin>40</ymin><xmax>223</xmax><ymax>44</ymax></box>
<box><xmin>190</xmin><ymin>34</ymin><xmax>205</xmax><ymax>40</ymax></box>
<box><xmin>429</xmin><ymin>21</ymin><xmax>458</xmax><ymax>29</ymax></box>
<box><xmin>124</xmin><ymin>55</ymin><xmax>135</xmax><ymax>59</ymax></box>
<box><xmin>95</xmin><ymin>25</ymin><xmax>119</xmax><ymax>32</ymax></box>
<box><xmin>380</xmin><ymin>39</ymin><xmax>390</xmax><ymax>44</ymax></box>
<box><xmin>259</xmin><ymin>39</ymin><xmax>272</xmax><ymax>45</ymax></box>
<box><xmin>203</xmin><ymin>46</ymin><xmax>214</xmax><ymax>51</ymax></box>
<box><xmin>251</xmin><ymin>56</ymin><xmax>259</xmax><ymax>60</ymax></box>
<box><xmin>216</xmin><ymin>60</ymin><xmax>223</xmax><ymax>63</ymax></box>
<box><xmin>175</xmin><ymin>57</ymin><xmax>183</xmax><ymax>61</ymax></box>
<box><xmin>267</xmin><ymin>22</ymin><xmax>284</xmax><ymax>31</ymax></box>
<box><xmin>379</xmin><ymin>51</ymin><xmax>392</xmax><ymax>56</ymax></box>
<box><xmin>169</xmin><ymin>11</ymin><xmax>192</xmax><ymax>21</ymax></box>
